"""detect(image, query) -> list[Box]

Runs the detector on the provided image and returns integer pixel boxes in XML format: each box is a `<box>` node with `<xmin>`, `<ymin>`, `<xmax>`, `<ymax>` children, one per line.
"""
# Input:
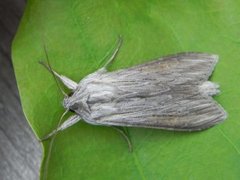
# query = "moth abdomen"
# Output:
<box><xmin>198</xmin><ymin>81</ymin><xmax>220</xmax><ymax>96</ymax></box>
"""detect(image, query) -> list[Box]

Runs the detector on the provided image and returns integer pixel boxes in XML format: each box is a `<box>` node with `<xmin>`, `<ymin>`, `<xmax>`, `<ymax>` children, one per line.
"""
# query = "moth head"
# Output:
<box><xmin>63</xmin><ymin>92</ymin><xmax>86</xmax><ymax>113</ymax></box>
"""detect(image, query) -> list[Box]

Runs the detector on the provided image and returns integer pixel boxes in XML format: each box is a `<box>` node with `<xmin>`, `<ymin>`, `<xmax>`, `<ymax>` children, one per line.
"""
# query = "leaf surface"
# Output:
<box><xmin>12</xmin><ymin>1</ymin><xmax>240</xmax><ymax>179</ymax></box>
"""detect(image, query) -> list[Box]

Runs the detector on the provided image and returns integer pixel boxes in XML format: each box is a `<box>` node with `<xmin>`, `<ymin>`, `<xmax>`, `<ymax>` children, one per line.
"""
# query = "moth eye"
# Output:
<box><xmin>70</xmin><ymin>103</ymin><xmax>79</xmax><ymax>112</ymax></box>
<box><xmin>69</xmin><ymin>109</ymin><xmax>75</xmax><ymax>113</ymax></box>
<box><xmin>68</xmin><ymin>92</ymin><xmax>74</xmax><ymax>97</ymax></box>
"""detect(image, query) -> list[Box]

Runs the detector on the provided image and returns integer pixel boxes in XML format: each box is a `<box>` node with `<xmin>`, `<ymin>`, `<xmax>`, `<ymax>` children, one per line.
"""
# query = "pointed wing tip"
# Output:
<box><xmin>219</xmin><ymin>107</ymin><xmax>228</xmax><ymax>122</ymax></box>
<box><xmin>197</xmin><ymin>103</ymin><xmax>227</xmax><ymax>131</ymax></box>
<box><xmin>175</xmin><ymin>52</ymin><xmax>219</xmax><ymax>79</ymax></box>
<box><xmin>183</xmin><ymin>52</ymin><xmax>219</xmax><ymax>61</ymax></box>
<box><xmin>169</xmin><ymin>52</ymin><xmax>219</xmax><ymax>68</ymax></box>
<box><xmin>209</xmin><ymin>54</ymin><xmax>219</xmax><ymax>64</ymax></box>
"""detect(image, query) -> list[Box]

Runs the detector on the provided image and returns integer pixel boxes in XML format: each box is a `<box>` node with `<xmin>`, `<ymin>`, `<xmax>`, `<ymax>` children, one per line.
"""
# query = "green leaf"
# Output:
<box><xmin>12</xmin><ymin>0</ymin><xmax>240</xmax><ymax>179</ymax></box>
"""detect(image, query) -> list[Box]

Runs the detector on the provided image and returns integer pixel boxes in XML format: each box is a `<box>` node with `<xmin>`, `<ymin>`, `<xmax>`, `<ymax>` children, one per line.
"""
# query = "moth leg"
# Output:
<box><xmin>103</xmin><ymin>36</ymin><xmax>123</xmax><ymax>68</ymax></box>
<box><xmin>40</xmin><ymin>115</ymin><xmax>81</xmax><ymax>141</ymax></box>
<box><xmin>39</xmin><ymin>61</ymin><xmax>78</xmax><ymax>90</ymax></box>
<box><xmin>111</xmin><ymin>126</ymin><xmax>133</xmax><ymax>152</ymax></box>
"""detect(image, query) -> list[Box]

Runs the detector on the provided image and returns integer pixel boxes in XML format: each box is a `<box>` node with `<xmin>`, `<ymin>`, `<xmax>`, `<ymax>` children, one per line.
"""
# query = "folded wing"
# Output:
<box><xmin>85</xmin><ymin>52</ymin><xmax>227</xmax><ymax>131</ymax></box>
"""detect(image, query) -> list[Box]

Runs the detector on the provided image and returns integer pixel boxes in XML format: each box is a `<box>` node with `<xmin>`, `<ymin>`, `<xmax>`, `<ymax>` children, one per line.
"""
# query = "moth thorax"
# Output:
<box><xmin>198</xmin><ymin>81</ymin><xmax>220</xmax><ymax>96</ymax></box>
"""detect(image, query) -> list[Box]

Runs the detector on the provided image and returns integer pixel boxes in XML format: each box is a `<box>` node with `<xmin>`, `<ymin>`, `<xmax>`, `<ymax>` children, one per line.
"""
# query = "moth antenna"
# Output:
<box><xmin>40</xmin><ymin>109</ymin><xmax>69</xmax><ymax>142</ymax></box>
<box><xmin>42</xmin><ymin>109</ymin><xmax>69</xmax><ymax>180</ymax></box>
<box><xmin>103</xmin><ymin>35</ymin><xmax>123</xmax><ymax>68</ymax></box>
<box><xmin>42</xmin><ymin>44</ymin><xmax>68</xmax><ymax>97</ymax></box>
<box><xmin>39</xmin><ymin>129</ymin><xmax>57</xmax><ymax>142</ymax></box>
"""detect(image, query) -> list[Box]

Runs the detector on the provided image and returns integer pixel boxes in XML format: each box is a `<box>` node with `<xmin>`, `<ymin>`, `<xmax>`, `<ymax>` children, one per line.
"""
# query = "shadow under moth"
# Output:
<box><xmin>40</xmin><ymin>37</ymin><xmax>227</xmax><ymax>151</ymax></box>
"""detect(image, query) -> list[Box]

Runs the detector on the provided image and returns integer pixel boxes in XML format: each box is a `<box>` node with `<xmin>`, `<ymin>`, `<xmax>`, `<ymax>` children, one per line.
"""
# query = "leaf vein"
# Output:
<box><xmin>217</xmin><ymin>128</ymin><xmax>240</xmax><ymax>155</ymax></box>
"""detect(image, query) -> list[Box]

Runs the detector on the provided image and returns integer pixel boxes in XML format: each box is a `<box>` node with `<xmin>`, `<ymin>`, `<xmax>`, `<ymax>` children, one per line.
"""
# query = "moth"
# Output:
<box><xmin>40</xmin><ymin>38</ymin><xmax>227</xmax><ymax>146</ymax></box>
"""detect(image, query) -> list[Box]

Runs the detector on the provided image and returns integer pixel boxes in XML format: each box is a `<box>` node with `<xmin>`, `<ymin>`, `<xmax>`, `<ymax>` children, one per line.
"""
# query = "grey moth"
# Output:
<box><xmin>40</xmin><ymin>38</ymin><xmax>227</xmax><ymax>142</ymax></box>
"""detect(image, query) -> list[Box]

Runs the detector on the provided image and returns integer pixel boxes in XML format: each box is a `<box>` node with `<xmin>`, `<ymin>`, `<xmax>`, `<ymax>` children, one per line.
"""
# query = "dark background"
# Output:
<box><xmin>0</xmin><ymin>1</ymin><xmax>41</xmax><ymax>180</ymax></box>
